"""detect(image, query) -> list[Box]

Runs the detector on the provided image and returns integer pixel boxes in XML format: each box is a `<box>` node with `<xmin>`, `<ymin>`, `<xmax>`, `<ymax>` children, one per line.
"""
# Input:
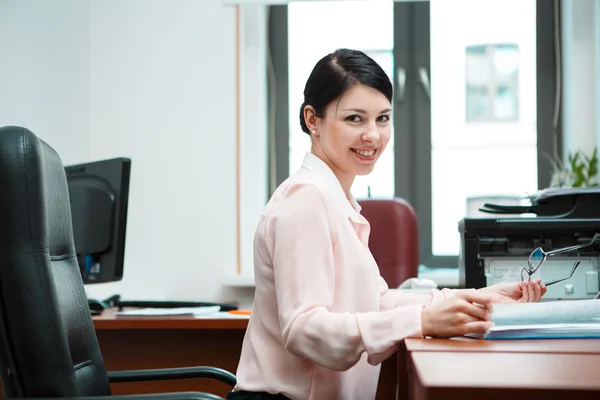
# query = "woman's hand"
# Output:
<box><xmin>479</xmin><ymin>279</ymin><xmax>547</xmax><ymax>304</ymax></box>
<box><xmin>421</xmin><ymin>291</ymin><xmax>494</xmax><ymax>338</ymax></box>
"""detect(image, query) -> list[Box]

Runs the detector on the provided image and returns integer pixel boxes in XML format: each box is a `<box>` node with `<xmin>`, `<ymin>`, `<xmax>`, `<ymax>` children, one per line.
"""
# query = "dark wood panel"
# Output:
<box><xmin>98</xmin><ymin>329</ymin><xmax>244</xmax><ymax>396</ymax></box>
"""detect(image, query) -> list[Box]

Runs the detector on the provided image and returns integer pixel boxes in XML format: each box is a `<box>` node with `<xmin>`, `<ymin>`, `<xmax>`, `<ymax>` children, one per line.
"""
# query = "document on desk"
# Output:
<box><xmin>115</xmin><ymin>305</ymin><xmax>221</xmax><ymax>317</ymax></box>
<box><xmin>466</xmin><ymin>299</ymin><xmax>600</xmax><ymax>340</ymax></box>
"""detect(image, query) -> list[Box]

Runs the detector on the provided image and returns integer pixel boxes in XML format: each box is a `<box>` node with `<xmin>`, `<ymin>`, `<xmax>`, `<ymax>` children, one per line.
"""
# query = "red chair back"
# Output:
<box><xmin>358</xmin><ymin>198</ymin><xmax>419</xmax><ymax>288</ymax></box>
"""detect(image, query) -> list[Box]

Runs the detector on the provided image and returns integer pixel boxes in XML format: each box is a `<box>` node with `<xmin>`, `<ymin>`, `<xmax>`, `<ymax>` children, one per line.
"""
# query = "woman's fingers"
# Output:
<box><xmin>520</xmin><ymin>282</ymin><xmax>530</xmax><ymax>302</ymax></box>
<box><xmin>532</xmin><ymin>280</ymin><xmax>541</xmax><ymax>301</ymax></box>
<box><xmin>528</xmin><ymin>281</ymin><xmax>536</xmax><ymax>301</ymax></box>
<box><xmin>460</xmin><ymin>301</ymin><xmax>492</xmax><ymax>321</ymax></box>
<box><xmin>462</xmin><ymin>320</ymin><xmax>495</xmax><ymax>335</ymax></box>
<box><xmin>532</xmin><ymin>278</ymin><xmax>547</xmax><ymax>298</ymax></box>
<box><xmin>460</xmin><ymin>291</ymin><xmax>494</xmax><ymax>311</ymax></box>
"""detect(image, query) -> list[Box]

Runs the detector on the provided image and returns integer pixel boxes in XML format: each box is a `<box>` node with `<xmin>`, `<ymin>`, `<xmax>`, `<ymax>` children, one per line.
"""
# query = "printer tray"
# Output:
<box><xmin>458</xmin><ymin>217</ymin><xmax>600</xmax><ymax>289</ymax></box>
<box><xmin>479</xmin><ymin>187</ymin><xmax>600</xmax><ymax>219</ymax></box>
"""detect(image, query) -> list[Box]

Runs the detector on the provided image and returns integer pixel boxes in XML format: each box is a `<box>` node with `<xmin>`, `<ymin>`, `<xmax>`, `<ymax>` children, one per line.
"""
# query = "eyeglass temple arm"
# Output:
<box><xmin>544</xmin><ymin>261</ymin><xmax>581</xmax><ymax>286</ymax></box>
<box><xmin>544</xmin><ymin>234</ymin><xmax>600</xmax><ymax>256</ymax></box>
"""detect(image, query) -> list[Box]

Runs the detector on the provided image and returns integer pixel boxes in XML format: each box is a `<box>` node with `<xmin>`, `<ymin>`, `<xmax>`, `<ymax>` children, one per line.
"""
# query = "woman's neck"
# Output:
<box><xmin>310</xmin><ymin>148</ymin><xmax>354</xmax><ymax>199</ymax></box>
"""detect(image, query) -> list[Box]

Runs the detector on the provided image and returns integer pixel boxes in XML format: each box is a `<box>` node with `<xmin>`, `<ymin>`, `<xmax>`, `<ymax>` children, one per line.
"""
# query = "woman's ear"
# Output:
<box><xmin>303</xmin><ymin>105</ymin><xmax>318</xmax><ymax>133</ymax></box>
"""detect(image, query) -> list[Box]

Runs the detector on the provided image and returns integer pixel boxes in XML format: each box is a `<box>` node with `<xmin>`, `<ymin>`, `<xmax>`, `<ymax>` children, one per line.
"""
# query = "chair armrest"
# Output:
<box><xmin>107</xmin><ymin>366</ymin><xmax>236</xmax><ymax>387</ymax></box>
<box><xmin>19</xmin><ymin>392</ymin><xmax>224</xmax><ymax>400</ymax></box>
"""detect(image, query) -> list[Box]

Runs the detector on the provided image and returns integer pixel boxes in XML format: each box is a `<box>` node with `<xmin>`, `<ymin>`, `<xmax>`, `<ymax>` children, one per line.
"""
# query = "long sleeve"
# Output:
<box><xmin>266</xmin><ymin>183</ymin><xmax>423</xmax><ymax>371</ymax></box>
<box><xmin>378</xmin><ymin>276</ymin><xmax>458</xmax><ymax>311</ymax></box>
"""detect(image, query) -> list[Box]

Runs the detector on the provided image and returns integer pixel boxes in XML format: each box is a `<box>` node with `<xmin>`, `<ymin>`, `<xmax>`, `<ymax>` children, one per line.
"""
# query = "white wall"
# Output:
<box><xmin>0</xmin><ymin>0</ymin><xmax>91</xmax><ymax>165</ymax></box>
<box><xmin>0</xmin><ymin>0</ymin><xmax>264</xmax><ymax>308</ymax></box>
<box><xmin>87</xmin><ymin>0</ymin><xmax>241</xmax><ymax>303</ymax></box>
<box><xmin>237</xmin><ymin>4</ymin><xmax>269</xmax><ymax>284</ymax></box>
<box><xmin>561</xmin><ymin>0</ymin><xmax>600</xmax><ymax>159</ymax></box>
<box><xmin>595</xmin><ymin>0</ymin><xmax>600</xmax><ymax>149</ymax></box>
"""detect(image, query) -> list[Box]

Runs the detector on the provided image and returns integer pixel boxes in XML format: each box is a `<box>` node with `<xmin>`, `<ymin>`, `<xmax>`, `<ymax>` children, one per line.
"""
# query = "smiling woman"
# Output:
<box><xmin>227</xmin><ymin>48</ymin><xmax>546</xmax><ymax>400</ymax></box>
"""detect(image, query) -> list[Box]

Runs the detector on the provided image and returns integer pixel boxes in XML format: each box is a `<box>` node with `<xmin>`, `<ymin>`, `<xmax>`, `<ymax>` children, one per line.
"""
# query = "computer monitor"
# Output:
<box><xmin>65</xmin><ymin>157</ymin><xmax>131</xmax><ymax>284</ymax></box>
<box><xmin>66</xmin><ymin>157</ymin><xmax>237</xmax><ymax>314</ymax></box>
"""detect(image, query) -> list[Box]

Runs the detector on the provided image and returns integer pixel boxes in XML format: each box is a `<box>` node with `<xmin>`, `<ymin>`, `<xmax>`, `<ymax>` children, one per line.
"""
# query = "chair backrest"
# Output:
<box><xmin>358</xmin><ymin>198</ymin><xmax>419</xmax><ymax>288</ymax></box>
<box><xmin>0</xmin><ymin>126</ymin><xmax>111</xmax><ymax>397</ymax></box>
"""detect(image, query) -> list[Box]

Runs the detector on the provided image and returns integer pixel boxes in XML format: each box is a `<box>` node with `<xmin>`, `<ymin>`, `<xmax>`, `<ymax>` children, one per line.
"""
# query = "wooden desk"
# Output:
<box><xmin>93</xmin><ymin>309</ymin><xmax>397</xmax><ymax>399</ymax></box>
<box><xmin>398</xmin><ymin>338</ymin><xmax>600</xmax><ymax>400</ymax></box>
<box><xmin>411</xmin><ymin>351</ymin><xmax>600</xmax><ymax>400</ymax></box>
<box><xmin>94</xmin><ymin>309</ymin><xmax>247</xmax><ymax>397</ymax></box>
<box><xmin>404</xmin><ymin>337</ymin><xmax>600</xmax><ymax>354</ymax></box>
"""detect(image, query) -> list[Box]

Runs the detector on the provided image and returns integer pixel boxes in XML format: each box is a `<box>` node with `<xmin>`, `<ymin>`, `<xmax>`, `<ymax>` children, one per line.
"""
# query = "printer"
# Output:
<box><xmin>458</xmin><ymin>188</ymin><xmax>600</xmax><ymax>301</ymax></box>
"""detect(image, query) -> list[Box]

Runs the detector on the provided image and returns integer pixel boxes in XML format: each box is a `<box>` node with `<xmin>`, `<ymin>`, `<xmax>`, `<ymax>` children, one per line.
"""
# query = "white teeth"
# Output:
<box><xmin>352</xmin><ymin>148</ymin><xmax>375</xmax><ymax>157</ymax></box>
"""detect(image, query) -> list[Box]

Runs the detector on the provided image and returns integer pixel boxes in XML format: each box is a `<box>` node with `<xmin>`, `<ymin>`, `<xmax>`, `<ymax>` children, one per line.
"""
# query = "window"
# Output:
<box><xmin>429</xmin><ymin>0</ymin><xmax>540</xmax><ymax>257</ymax></box>
<box><xmin>269</xmin><ymin>0</ymin><xmax>560</xmax><ymax>273</ymax></box>
<box><xmin>286</xmin><ymin>0</ymin><xmax>395</xmax><ymax>199</ymax></box>
<box><xmin>466</xmin><ymin>43</ymin><xmax>520</xmax><ymax>122</ymax></box>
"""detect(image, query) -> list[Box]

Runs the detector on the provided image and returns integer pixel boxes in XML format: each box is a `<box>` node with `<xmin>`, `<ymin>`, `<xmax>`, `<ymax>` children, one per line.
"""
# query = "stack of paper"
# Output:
<box><xmin>194</xmin><ymin>311</ymin><xmax>250</xmax><ymax>319</ymax></box>
<box><xmin>467</xmin><ymin>299</ymin><xmax>600</xmax><ymax>340</ymax></box>
<box><xmin>115</xmin><ymin>305</ymin><xmax>221</xmax><ymax>317</ymax></box>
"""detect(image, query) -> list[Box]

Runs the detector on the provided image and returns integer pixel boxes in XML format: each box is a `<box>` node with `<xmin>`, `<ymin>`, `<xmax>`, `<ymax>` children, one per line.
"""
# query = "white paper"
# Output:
<box><xmin>115</xmin><ymin>305</ymin><xmax>221</xmax><ymax>317</ymax></box>
<box><xmin>193</xmin><ymin>311</ymin><xmax>250</xmax><ymax>319</ymax></box>
<box><xmin>466</xmin><ymin>323</ymin><xmax>600</xmax><ymax>340</ymax></box>
<box><xmin>488</xmin><ymin>323</ymin><xmax>600</xmax><ymax>332</ymax></box>
<box><xmin>491</xmin><ymin>299</ymin><xmax>600</xmax><ymax>326</ymax></box>
<box><xmin>465</xmin><ymin>299</ymin><xmax>600</xmax><ymax>339</ymax></box>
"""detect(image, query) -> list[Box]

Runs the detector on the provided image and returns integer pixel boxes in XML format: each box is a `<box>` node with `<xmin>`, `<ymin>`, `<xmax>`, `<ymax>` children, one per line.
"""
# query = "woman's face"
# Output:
<box><xmin>306</xmin><ymin>84</ymin><xmax>392</xmax><ymax>187</ymax></box>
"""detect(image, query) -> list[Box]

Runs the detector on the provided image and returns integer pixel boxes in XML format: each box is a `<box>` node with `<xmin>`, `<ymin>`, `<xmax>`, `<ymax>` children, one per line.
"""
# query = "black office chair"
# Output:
<box><xmin>0</xmin><ymin>126</ymin><xmax>235</xmax><ymax>400</ymax></box>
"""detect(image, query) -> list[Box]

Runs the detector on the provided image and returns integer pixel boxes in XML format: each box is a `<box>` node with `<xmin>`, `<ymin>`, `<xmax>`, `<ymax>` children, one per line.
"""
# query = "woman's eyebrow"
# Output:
<box><xmin>340</xmin><ymin>108</ymin><xmax>367</xmax><ymax>113</ymax></box>
<box><xmin>339</xmin><ymin>108</ymin><xmax>392</xmax><ymax>114</ymax></box>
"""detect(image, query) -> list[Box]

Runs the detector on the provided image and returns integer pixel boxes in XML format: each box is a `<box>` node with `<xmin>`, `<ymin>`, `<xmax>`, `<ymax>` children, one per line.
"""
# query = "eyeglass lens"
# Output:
<box><xmin>529</xmin><ymin>247</ymin><xmax>544</xmax><ymax>271</ymax></box>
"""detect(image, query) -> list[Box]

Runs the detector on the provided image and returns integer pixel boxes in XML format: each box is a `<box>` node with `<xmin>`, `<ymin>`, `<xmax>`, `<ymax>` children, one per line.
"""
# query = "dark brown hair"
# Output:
<box><xmin>299</xmin><ymin>48</ymin><xmax>393</xmax><ymax>135</ymax></box>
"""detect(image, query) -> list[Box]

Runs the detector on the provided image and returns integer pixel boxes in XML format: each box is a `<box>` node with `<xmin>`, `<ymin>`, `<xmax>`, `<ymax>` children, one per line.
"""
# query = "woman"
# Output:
<box><xmin>229</xmin><ymin>49</ymin><xmax>546</xmax><ymax>400</ymax></box>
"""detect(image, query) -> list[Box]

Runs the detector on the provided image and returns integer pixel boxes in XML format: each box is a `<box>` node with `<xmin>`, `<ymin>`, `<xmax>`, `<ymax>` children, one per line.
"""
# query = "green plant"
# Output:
<box><xmin>549</xmin><ymin>147</ymin><xmax>598</xmax><ymax>188</ymax></box>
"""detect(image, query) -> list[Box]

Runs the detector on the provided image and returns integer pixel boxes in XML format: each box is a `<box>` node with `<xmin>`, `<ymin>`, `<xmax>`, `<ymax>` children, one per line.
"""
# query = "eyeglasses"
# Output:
<box><xmin>521</xmin><ymin>233</ymin><xmax>600</xmax><ymax>286</ymax></box>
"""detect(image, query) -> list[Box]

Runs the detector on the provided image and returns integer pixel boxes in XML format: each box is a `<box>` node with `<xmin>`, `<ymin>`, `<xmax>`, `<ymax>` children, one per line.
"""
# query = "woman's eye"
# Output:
<box><xmin>346</xmin><ymin>115</ymin><xmax>362</xmax><ymax>122</ymax></box>
<box><xmin>378</xmin><ymin>115</ymin><xmax>391</xmax><ymax>122</ymax></box>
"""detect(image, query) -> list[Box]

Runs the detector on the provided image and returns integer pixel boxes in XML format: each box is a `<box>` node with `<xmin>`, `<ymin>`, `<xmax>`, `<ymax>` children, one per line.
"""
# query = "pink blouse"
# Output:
<box><xmin>233</xmin><ymin>152</ymin><xmax>453</xmax><ymax>399</ymax></box>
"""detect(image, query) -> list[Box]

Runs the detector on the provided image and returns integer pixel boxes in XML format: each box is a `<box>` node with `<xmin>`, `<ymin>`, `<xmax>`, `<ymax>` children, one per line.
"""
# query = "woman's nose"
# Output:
<box><xmin>362</xmin><ymin>125</ymin><xmax>380</xmax><ymax>142</ymax></box>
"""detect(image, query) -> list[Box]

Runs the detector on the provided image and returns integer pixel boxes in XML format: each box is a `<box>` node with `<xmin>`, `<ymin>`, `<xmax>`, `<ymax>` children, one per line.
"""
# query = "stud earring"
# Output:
<box><xmin>311</xmin><ymin>129</ymin><xmax>317</xmax><ymax>136</ymax></box>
